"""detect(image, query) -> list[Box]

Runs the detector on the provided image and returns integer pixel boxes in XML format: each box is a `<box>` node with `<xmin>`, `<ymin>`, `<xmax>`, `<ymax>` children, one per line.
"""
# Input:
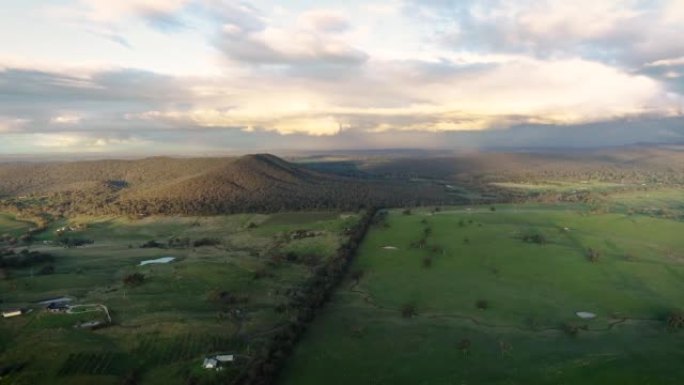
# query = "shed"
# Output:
<box><xmin>215</xmin><ymin>354</ymin><xmax>235</xmax><ymax>363</ymax></box>
<box><xmin>203</xmin><ymin>358</ymin><xmax>218</xmax><ymax>369</ymax></box>
<box><xmin>2</xmin><ymin>309</ymin><xmax>22</xmax><ymax>318</ymax></box>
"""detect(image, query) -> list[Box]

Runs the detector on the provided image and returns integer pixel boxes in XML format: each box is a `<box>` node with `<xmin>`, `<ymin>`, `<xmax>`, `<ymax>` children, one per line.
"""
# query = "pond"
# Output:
<box><xmin>139</xmin><ymin>257</ymin><xmax>176</xmax><ymax>266</ymax></box>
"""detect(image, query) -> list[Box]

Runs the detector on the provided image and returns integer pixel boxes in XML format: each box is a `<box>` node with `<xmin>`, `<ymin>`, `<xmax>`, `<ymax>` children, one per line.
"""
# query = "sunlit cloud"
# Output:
<box><xmin>1</xmin><ymin>0</ymin><xmax>683</xmax><ymax>153</ymax></box>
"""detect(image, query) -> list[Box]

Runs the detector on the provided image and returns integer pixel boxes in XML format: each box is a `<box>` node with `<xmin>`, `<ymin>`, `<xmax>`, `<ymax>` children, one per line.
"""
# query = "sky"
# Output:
<box><xmin>1</xmin><ymin>0</ymin><xmax>684</xmax><ymax>155</ymax></box>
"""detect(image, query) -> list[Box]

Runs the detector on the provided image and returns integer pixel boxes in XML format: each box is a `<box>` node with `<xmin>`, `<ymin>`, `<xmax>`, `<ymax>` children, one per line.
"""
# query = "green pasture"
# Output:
<box><xmin>0</xmin><ymin>211</ymin><xmax>359</xmax><ymax>385</ymax></box>
<box><xmin>280</xmin><ymin>205</ymin><xmax>684</xmax><ymax>385</ymax></box>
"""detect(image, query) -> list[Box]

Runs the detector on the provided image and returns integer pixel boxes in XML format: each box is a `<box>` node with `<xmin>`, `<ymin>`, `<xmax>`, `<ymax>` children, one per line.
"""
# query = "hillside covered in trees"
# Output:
<box><xmin>0</xmin><ymin>154</ymin><xmax>449</xmax><ymax>216</ymax></box>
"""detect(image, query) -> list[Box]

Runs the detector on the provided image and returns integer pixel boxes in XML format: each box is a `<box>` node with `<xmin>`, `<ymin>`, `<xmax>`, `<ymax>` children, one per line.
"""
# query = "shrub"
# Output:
<box><xmin>521</xmin><ymin>232</ymin><xmax>546</xmax><ymax>245</ymax></box>
<box><xmin>666</xmin><ymin>311</ymin><xmax>684</xmax><ymax>329</ymax></box>
<box><xmin>193</xmin><ymin>238</ymin><xmax>221</xmax><ymax>247</ymax></box>
<box><xmin>587</xmin><ymin>248</ymin><xmax>601</xmax><ymax>263</ymax></box>
<box><xmin>401</xmin><ymin>303</ymin><xmax>417</xmax><ymax>318</ymax></box>
<box><xmin>122</xmin><ymin>273</ymin><xmax>145</xmax><ymax>287</ymax></box>
<box><xmin>457</xmin><ymin>339</ymin><xmax>471</xmax><ymax>354</ymax></box>
<box><xmin>422</xmin><ymin>256</ymin><xmax>433</xmax><ymax>268</ymax></box>
<box><xmin>475</xmin><ymin>299</ymin><xmax>489</xmax><ymax>310</ymax></box>
<box><xmin>140</xmin><ymin>240</ymin><xmax>163</xmax><ymax>248</ymax></box>
<box><xmin>38</xmin><ymin>265</ymin><xmax>55</xmax><ymax>275</ymax></box>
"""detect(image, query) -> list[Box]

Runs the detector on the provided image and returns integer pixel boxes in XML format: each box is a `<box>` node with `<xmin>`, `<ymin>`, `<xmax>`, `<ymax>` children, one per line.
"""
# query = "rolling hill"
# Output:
<box><xmin>0</xmin><ymin>154</ymin><xmax>448</xmax><ymax>216</ymax></box>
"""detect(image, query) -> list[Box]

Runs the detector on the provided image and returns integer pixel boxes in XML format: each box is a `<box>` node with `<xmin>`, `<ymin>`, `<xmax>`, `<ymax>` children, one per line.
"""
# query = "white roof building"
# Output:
<box><xmin>203</xmin><ymin>358</ymin><xmax>218</xmax><ymax>369</ymax></box>
<box><xmin>216</xmin><ymin>355</ymin><xmax>234</xmax><ymax>363</ymax></box>
<box><xmin>2</xmin><ymin>309</ymin><xmax>22</xmax><ymax>318</ymax></box>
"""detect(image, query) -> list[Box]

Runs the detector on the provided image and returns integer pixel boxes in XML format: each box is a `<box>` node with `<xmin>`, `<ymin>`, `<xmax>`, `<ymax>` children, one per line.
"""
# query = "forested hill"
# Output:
<box><xmin>0</xmin><ymin>154</ymin><xmax>448</xmax><ymax>216</ymax></box>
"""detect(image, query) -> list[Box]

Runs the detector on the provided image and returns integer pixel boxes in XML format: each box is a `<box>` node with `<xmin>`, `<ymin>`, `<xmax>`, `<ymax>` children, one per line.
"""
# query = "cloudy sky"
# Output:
<box><xmin>1</xmin><ymin>0</ymin><xmax>683</xmax><ymax>155</ymax></box>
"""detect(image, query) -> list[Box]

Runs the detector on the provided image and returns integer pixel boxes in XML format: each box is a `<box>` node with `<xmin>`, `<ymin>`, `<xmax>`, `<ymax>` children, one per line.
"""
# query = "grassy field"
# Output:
<box><xmin>279</xmin><ymin>204</ymin><xmax>684</xmax><ymax>385</ymax></box>
<box><xmin>0</xmin><ymin>214</ymin><xmax>32</xmax><ymax>237</ymax></box>
<box><xmin>0</xmin><ymin>211</ymin><xmax>360</xmax><ymax>385</ymax></box>
<box><xmin>490</xmin><ymin>180</ymin><xmax>629</xmax><ymax>193</ymax></box>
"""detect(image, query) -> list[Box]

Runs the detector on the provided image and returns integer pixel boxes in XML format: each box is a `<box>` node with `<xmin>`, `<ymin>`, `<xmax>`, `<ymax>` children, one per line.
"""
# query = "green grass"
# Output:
<box><xmin>0</xmin><ymin>211</ymin><xmax>359</xmax><ymax>385</ymax></box>
<box><xmin>279</xmin><ymin>205</ymin><xmax>684</xmax><ymax>385</ymax></box>
<box><xmin>491</xmin><ymin>180</ymin><xmax>628</xmax><ymax>193</ymax></box>
<box><xmin>0</xmin><ymin>213</ymin><xmax>32</xmax><ymax>237</ymax></box>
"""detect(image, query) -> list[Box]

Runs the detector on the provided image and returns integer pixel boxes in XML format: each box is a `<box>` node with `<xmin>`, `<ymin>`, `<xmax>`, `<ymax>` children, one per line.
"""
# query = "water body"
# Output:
<box><xmin>139</xmin><ymin>257</ymin><xmax>176</xmax><ymax>266</ymax></box>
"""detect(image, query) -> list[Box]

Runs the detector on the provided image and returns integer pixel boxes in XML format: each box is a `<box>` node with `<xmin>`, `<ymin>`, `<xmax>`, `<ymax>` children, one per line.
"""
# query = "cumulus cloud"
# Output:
<box><xmin>299</xmin><ymin>10</ymin><xmax>351</xmax><ymax>33</ymax></box>
<box><xmin>406</xmin><ymin>0</ymin><xmax>684</xmax><ymax>66</ymax></box>
<box><xmin>50</xmin><ymin>114</ymin><xmax>83</xmax><ymax>125</ymax></box>
<box><xmin>125</xmin><ymin>56</ymin><xmax>680</xmax><ymax>136</ymax></box>
<box><xmin>215</xmin><ymin>16</ymin><xmax>367</xmax><ymax>68</ymax></box>
<box><xmin>72</xmin><ymin>0</ymin><xmax>191</xmax><ymax>26</ymax></box>
<box><xmin>2</xmin><ymin>0</ymin><xmax>684</xmax><ymax>153</ymax></box>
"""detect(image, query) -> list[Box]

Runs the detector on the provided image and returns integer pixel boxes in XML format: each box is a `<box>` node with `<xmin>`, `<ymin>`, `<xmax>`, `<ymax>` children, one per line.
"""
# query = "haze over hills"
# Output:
<box><xmin>1</xmin><ymin>145</ymin><xmax>683</xmax><ymax>218</ymax></box>
<box><xmin>0</xmin><ymin>154</ymin><xmax>448</xmax><ymax>216</ymax></box>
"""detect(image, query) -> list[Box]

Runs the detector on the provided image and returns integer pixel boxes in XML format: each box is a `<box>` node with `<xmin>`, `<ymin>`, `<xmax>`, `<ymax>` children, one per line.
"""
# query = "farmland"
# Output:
<box><xmin>0</xmin><ymin>211</ymin><xmax>360</xmax><ymax>385</ymax></box>
<box><xmin>279</xmin><ymin>200</ymin><xmax>684</xmax><ymax>385</ymax></box>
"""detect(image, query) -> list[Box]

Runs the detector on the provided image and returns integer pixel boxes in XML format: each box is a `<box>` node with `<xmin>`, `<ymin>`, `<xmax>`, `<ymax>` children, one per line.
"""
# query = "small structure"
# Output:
<box><xmin>576</xmin><ymin>311</ymin><xmax>597</xmax><ymax>319</ymax></box>
<box><xmin>46</xmin><ymin>302</ymin><xmax>70</xmax><ymax>313</ymax></box>
<box><xmin>203</xmin><ymin>357</ymin><xmax>219</xmax><ymax>370</ymax></box>
<box><xmin>2</xmin><ymin>309</ymin><xmax>22</xmax><ymax>318</ymax></box>
<box><xmin>215</xmin><ymin>354</ymin><xmax>235</xmax><ymax>363</ymax></box>
<box><xmin>202</xmin><ymin>354</ymin><xmax>235</xmax><ymax>370</ymax></box>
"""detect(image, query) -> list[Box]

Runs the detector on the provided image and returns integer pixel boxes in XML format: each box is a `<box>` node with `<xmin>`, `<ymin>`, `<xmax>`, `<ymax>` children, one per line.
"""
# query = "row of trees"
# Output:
<box><xmin>234</xmin><ymin>208</ymin><xmax>378</xmax><ymax>385</ymax></box>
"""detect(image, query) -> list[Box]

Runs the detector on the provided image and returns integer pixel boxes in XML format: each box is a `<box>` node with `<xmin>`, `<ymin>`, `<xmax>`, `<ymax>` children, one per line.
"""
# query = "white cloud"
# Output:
<box><xmin>50</xmin><ymin>114</ymin><xmax>83</xmax><ymax>125</ymax></box>
<box><xmin>647</xmin><ymin>57</ymin><xmax>684</xmax><ymax>67</ymax></box>
<box><xmin>34</xmin><ymin>133</ymin><xmax>143</xmax><ymax>150</ymax></box>
<box><xmin>127</xmin><ymin>55</ymin><xmax>679</xmax><ymax>135</ymax></box>
<box><xmin>73</xmin><ymin>0</ymin><xmax>191</xmax><ymax>23</ymax></box>
<box><xmin>299</xmin><ymin>10</ymin><xmax>350</xmax><ymax>33</ymax></box>
<box><xmin>410</xmin><ymin>0</ymin><xmax>684</xmax><ymax>67</ymax></box>
<box><xmin>0</xmin><ymin>118</ymin><xmax>31</xmax><ymax>133</ymax></box>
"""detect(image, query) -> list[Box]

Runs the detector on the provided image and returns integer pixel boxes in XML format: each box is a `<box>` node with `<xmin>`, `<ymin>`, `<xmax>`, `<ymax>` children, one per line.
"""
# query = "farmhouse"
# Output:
<box><xmin>202</xmin><ymin>357</ymin><xmax>218</xmax><ymax>369</ymax></box>
<box><xmin>46</xmin><ymin>302</ymin><xmax>70</xmax><ymax>313</ymax></box>
<box><xmin>202</xmin><ymin>354</ymin><xmax>235</xmax><ymax>370</ymax></box>
<box><xmin>2</xmin><ymin>309</ymin><xmax>22</xmax><ymax>318</ymax></box>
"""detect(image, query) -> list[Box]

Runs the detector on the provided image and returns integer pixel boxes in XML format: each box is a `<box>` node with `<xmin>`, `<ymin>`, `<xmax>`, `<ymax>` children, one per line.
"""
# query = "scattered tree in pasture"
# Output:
<box><xmin>521</xmin><ymin>232</ymin><xmax>546</xmax><ymax>245</ymax></box>
<box><xmin>499</xmin><ymin>340</ymin><xmax>513</xmax><ymax>357</ymax></box>
<box><xmin>475</xmin><ymin>299</ymin><xmax>489</xmax><ymax>310</ymax></box>
<box><xmin>457</xmin><ymin>339</ymin><xmax>472</xmax><ymax>356</ymax></box>
<box><xmin>193</xmin><ymin>238</ymin><xmax>221</xmax><ymax>247</ymax></box>
<box><xmin>140</xmin><ymin>240</ymin><xmax>163</xmax><ymax>248</ymax></box>
<box><xmin>422</xmin><ymin>255</ymin><xmax>433</xmax><ymax>268</ymax></box>
<box><xmin>587</xmin><ymin>248</ymin><xmax>601</xmax><ymax>263</ymax></box>
<box><xmin>561</xmin><ymin>322</ymin><xmax>587</xmax><ymax>337</ymax></box>
<box><xmin>666</xmin><ymin>311</ymin><xmax>684</xmax><ymax>330</ymax></box>
<box><xmin>401</xmin><ymin>303</ymin><xmax>417</xmax><ymax>318</ymax></box>
<box><xmin>122</xmin><ymin>273</ymin><xmax>145</xmax><ymax>287</ymax></box>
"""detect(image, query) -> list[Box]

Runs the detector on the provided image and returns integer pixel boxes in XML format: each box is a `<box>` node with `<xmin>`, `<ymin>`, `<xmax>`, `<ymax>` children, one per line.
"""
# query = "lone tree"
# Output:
<box><xmin>457</xmin><ymin>339</ymin><xmax>472</xmax><ymax>356</ymax></box>
<box><xmin>401</xmin><ymin>303</ymin><xmax>417</xmax><ymax>318</ymax></box>
<box><xmin>499</xmin><ymin>340</ymin><xmax>513</xmax><ymax>357</ymax></box>
<box><xmin>123</xmin><ymin>273</ymin><xmax>145</xmax><ymax>287</ymax></box>
<box><xmin>422</xmin><ymin>256</ymin><xmax>433</xmax><ymax>268</ymax></box>
<box><xmin>587</xmin><ymin>248</ymin><xmax>601</xmax><ymax>263</ymax></box>
<box><xmin>475</xmin><ymin>299</ymin><xmax>489</xmax><ymax>310</ymax></box>
<box><xmin>666</xmin><ymin>311</ymin><xmax>684</xmax><ymax>330</ymax></box>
